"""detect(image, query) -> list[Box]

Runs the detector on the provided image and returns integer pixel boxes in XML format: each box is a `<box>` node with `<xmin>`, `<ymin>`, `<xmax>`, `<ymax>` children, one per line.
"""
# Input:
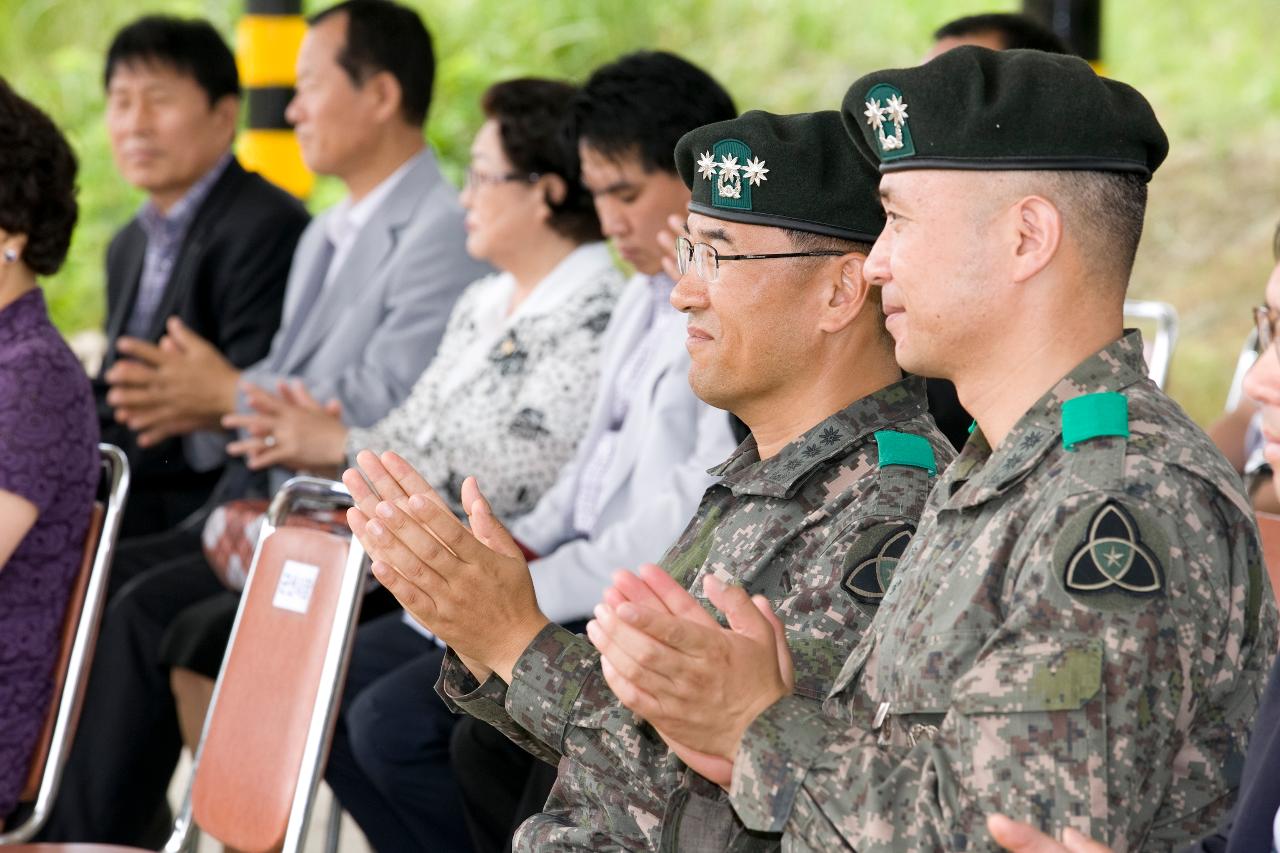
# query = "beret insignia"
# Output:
<box><xmin>697</xmin><ymin>138</ymin><xmax>766</xmax><ymax>211</ymax></box>
<box><xmin>863</xmin><ymin>83</ymin><xmax>915</xmax><ymax>161</ymax></box>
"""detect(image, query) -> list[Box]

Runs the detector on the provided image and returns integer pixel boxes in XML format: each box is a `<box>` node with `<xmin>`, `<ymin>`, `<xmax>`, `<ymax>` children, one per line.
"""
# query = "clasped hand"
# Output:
<box><xmin>343</xmin><ymin>449</ymin><xmax>550</xmax><ymax>682</ymax></box>
<box><xmin>224</xmin><ymin>379</ymin><xmax>346</xmax><ymax>472</ymax></box>
<box><xmin>104</xmin><ymin>316</ymin><xmax>239</xmax><ymax>446</ymax></box>
<box><xmin>586</xmin><ymin>564</ymin><xmax>795</xmax><ymax>787</ymax></box>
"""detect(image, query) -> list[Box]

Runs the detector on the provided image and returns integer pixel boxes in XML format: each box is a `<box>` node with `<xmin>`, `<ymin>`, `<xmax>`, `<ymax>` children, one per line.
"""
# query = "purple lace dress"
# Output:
<box><xmin>0</xmin><ymin>289</ymin><xmax>98</xmax><ymax>819</ymax></box>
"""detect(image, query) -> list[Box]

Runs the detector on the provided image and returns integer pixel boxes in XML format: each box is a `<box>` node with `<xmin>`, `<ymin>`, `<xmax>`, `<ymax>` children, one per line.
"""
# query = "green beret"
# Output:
<box><xmin>675</xmin><ymin>110</ymin><xmax>884</xmax><ymax>243</ymax></box>
<box><xmin>842</xmin><ymin>46</ymin><xmax>1169</xmax><ymax>180</ymax></box>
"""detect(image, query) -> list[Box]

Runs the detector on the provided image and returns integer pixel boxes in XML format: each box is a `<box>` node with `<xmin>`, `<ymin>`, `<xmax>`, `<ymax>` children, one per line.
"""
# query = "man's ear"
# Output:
<box><xmin>365</xmin><ymin>70</ymin><xmax>404</xmax><ymax>125</ymax></box>
<box><xmin>541</xmin><ymin>173</ymin><xmax>568</xmax><ymax>210</ymax></box>
<box><xmin>818</xmin><ymin>253</ymin><xmax>870</xmax><ymax>334</ymax></box>
<box><xmin>212</xmin><ymin>95</ymin><xmax>240</xmax><ymax>143</ymax></box>
<box><xmin>1010</xmin><ymin>195</ymin><xmax>1062</xmax><ymax>284</ymax></box>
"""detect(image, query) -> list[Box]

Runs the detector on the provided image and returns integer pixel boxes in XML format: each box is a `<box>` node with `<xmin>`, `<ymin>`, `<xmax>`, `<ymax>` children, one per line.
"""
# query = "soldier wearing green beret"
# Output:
<box><xmin>344</xmin><ymin>109</ymin><xmax>954</xmax><ymax>849</ymax></box>
<box><xmin>587</xmin><ymin>47</ymin><xmax>1277</xmax><ymax>851</ymax></box>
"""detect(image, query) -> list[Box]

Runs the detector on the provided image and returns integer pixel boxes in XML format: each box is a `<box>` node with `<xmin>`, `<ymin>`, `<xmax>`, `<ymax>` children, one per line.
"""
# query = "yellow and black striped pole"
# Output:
<box><xmin>236</xmin><ymin>0</ymin><xmax>313</xmax><ymax>199</ymax></box>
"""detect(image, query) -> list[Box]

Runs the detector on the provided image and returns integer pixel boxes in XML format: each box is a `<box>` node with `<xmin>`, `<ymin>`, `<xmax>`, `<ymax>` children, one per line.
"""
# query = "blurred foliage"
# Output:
<box><xmin>1</xmin><ymin>0</ymin><xmax>1279</xmax><ymax>423</ymax></box>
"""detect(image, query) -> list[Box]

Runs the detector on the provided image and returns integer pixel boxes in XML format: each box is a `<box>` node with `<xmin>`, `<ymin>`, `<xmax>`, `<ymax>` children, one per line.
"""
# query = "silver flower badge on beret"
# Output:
<box><xmin>696</xmin><ymin>151</ymin><xmax>717</xmax><ymax>181</ymax></box>
<box><xmin>697</xmin><ymin>150</ymin><xmax>768</xmax><ymax>190</ymax></box>
<box><xmin>743</xmin><ymin>156</ymin><xmax>769</xmax><ymax>186</ymax></box>
<box><xmin>702</xmin><ymin>139</ymin><xmax>763</xmax><ymax>211</ymax></box>
<box><xmin>863</xmin><ymin>84</ymin><xmax>915</xmax><ymax>160</ymax></box>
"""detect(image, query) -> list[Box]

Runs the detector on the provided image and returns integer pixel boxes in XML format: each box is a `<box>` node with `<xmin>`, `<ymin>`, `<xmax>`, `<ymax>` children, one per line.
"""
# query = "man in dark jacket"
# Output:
<box><xmin>96</xmin><ymin>15</ymin><xmax>308</xmax><ymax>537</ymax></box>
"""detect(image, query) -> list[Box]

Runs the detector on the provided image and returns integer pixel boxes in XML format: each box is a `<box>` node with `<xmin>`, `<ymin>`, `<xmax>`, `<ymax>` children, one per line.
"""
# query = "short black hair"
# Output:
<box><xmin>568</xmin><ymin>51</ymin><xmax>736</xmax><ymax>174</ymax></box>
<box><xmin>785</xmin><ymin>229</ymin><xmax>873</xmax><ymax>259</ymax></box>
<box><xmin>784</xmin><ymin>228</ymin><xmax>888</xmax><ymax>340</ymax></box>
<box><xmin>104</xmin><ymin>16</ymin><xmax>240</xmax><ymax>106</ymax></box>
<box><xmin>1014</xmin><ymin>170</ymin><xmax>1148</xmax><ymax>281</ymax></box>
<box><xmin>933</xmin><ymin>13</ymin><xmax>1072</xmax><ymax>54</ymax></box>
<box><xmin>309</xmin><ymin>0</ymin><xmax>434</xmax><ymax>127</ymax></box>
<box><xmin>0</xmin><ymin>77</ymin><xmax>79</xmax><ymax>276</ymax></box>
<box><xmin>482</xmin><ymin>78</ymin><xmax>602</xmax><ymax>246</ymax></box>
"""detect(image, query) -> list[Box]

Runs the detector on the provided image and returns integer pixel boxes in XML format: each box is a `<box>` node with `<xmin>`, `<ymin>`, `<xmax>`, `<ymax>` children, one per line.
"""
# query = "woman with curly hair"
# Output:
<box><xmin>0</xmin><ymin>77</ymin><xmax>100</xmax><ymax>823</ymax></box>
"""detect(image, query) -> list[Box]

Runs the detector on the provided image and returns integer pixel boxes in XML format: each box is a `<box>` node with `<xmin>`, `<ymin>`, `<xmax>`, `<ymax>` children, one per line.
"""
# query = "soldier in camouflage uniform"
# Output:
<box><xmin>342</xmin><ymin>109</ymin><xmax>955</xmax><ymax>850</ymax></box>
<box><xmin>589</xmin><ymin>47</ymin><xmax>1277</xmax><ymax>852</ymax></box>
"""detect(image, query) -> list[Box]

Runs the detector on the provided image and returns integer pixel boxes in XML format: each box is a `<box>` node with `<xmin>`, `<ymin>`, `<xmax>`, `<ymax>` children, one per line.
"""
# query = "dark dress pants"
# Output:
<box><xmin>37</xmin><ymin>528</ymin><xmax>222</xmax><ymax>845</ymax></box>
<box><xmin>96</xmin><ymin>414</ymin><xmax>224</xmax><ymax>541</ymax></box>
<box><xmin>447</xmin><ymin>618</ymin><xmax>586</xmax><ymax>853</ymax></box>
<box><xmin>115</xmin><ymin>468</ymin><xmax>224</xmax><ymax>541</ymax></box>
<box><xmin>324</xmin><ymin>612</ymin><xmax>473</xmax><ymax>853</ymax></box>
<box><xmin>450</xmin><ymin>716</ymin><xmax>560</xmax><ymax>853</ymax></box>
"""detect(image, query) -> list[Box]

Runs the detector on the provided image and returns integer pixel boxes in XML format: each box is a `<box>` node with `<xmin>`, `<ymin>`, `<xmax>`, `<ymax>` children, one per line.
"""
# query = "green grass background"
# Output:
<box><xmin>2</xmin><ymin>0</ymin><xmax>1278</xmax><ymax>424</ymax></box>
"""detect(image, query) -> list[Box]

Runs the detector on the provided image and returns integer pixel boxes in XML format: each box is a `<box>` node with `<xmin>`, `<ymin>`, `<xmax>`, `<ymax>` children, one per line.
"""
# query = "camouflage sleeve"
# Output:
<box><xmin>503</xmin><ymin>622</ymin><xmax>619</xmax><ymax>755</ymax></box>
<box><xmin>495</xmin><ymin>509</ymin><xmax>924</xmax><ymax>814</ymax></box>
<box><xmin>730</xmin><ymin>485</ymin><xmax>1271</xmax><ymax>851</ymax></box>
<box><xmin>434</xmin><ymin>646</ymin><xmax>562</xmax><ymax>765</ymax></box>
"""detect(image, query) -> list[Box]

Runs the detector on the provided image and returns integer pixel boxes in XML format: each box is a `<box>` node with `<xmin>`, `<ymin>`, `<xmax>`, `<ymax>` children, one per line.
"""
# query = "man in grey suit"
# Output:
<box><xmin>40</xmin><ymin>1</ymin><xmax>484</xmax><ymax>845</ymax></box>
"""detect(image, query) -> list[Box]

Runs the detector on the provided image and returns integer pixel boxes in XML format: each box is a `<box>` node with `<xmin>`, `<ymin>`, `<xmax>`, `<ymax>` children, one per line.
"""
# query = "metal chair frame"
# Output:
<box><xmin>1123</xmin><ymin>299</ymin><xmax>1179</xmax><ymax>390</ymax></box>
<box><xmin>0</xmin><ymin>444</ymin><xmax>130</xmax><ymax>845</ymax></box>
<box><xmin>1224</xmin><ymin>328</ymin><xmax>1261</xmax><ymax>413</ymax></box>
<box><xmin>164</xmin><ymin>476</ymin><xmax>365</xmax><ymax>853</ymax></box>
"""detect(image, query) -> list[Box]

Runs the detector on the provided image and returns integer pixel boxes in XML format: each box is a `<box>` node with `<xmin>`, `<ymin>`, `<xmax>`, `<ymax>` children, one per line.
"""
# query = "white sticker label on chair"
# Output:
<box><xmin>273</xmin><ymin>560</ymin><xmax>321</xmax><ymax>614</ymax></box>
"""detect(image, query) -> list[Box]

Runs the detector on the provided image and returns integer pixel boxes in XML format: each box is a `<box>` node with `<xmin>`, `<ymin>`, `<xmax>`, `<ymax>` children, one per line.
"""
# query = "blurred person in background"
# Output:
<box><xmin>94</xmin><ymin>15</ymin><xmax>308</xmax><ymax>538</ymax></box>
<box><xmin>446</xmin><ymin>50</ymin><xmax>741</xmax><ymax>852</ymax></box>
<box><xmin>221</xmin><ymin>81</ymin><xmax>617</xmax><ymax>516</ymax></box>
<box><xmin>926</xmin><ymin>11</ymin><xmax>1071</xmax><ymax>60</ymax></box>
<box><xmin>0</xmin><ymin>77</ymin><xmax>100</xmax><ymax>827</ymax></box>
<box><xmin>1208</xmin><ymin>221</ymin><xmax>1280</xmax><ymax>513</ymax></box>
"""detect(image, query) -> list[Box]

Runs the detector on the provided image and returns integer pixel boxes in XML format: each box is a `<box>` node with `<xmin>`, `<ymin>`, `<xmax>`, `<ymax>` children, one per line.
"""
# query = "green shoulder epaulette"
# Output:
<box><xmin>874</xmin><ymin>430</ymin><xmax>936</xmax><ymax>475</ymax></box>
<box><xmin>1061</xmin><ymin>392</ymin><xmax>1129</xmax><ymax>451</ymax></box>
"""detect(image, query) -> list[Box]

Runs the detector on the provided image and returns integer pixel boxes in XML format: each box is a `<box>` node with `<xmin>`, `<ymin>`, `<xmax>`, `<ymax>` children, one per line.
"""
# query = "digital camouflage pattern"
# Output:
<box><xmin>435</xmin><ymin>376</ymin><xmax>956</xmax><ymax>850</ymax></box>
<box><xmin>727</xmin><ymin>331</ymin><xmax>1278</xmax><ymax>852</ymax></box>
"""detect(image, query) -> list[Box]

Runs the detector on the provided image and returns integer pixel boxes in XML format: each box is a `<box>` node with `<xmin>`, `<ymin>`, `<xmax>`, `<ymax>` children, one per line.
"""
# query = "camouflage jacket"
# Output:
<box><xmin>726</xmin><ymin>332</ymin><xmax>1278</xmax><ymax>853</ymax></box>
<box><xmin>436</xmin><ymin>376</ymin><xmax>955</xmax><ymax>850</ymax></box>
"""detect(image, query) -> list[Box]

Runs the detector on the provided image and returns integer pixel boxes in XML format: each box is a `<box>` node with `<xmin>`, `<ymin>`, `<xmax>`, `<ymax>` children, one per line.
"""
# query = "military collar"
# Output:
<box><xmin>945</xmin><ymin>330</ymin><xmax>1149</xmax><ymax>508</ymax></box>
<box><xmin>711</xmin><ymin>376</ymin><xmax>928</xmax><ymax>499</ymax></box>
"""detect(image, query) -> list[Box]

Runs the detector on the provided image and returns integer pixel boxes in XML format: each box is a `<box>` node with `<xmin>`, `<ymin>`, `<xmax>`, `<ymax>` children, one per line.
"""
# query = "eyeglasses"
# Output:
<box><xmin>675</xmin><ymin>235</ymin><xmax>845</xmax><ymax>283</ymax></box>
<box><xmin>1254</xmin><ymin>305</ymin><xmax>1280</xmax><ymax>361</ymax></box>
<box><xmin>464</xmin><ymin>166</ymin><xmax>541</xmax><ymax>189</ymax></box>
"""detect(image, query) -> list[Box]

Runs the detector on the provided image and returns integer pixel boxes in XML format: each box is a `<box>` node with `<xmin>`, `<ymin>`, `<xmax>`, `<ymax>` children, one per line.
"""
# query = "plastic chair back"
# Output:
<box><xmin>177</xmin><ymin>477</ymin><xmax>364</xmax><ymax>853</ymax></box>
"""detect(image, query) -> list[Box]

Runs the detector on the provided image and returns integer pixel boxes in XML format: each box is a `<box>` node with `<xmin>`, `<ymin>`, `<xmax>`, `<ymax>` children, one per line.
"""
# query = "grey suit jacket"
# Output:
<box><xmin>240</xmin><ymin>149</ymin><xmax>489</xmax><ymax>490</ymax></box>
<box><xmin>242</xmin><ymin>149</ymin><xmax>489</xmax><ymax>429</ymax></box>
